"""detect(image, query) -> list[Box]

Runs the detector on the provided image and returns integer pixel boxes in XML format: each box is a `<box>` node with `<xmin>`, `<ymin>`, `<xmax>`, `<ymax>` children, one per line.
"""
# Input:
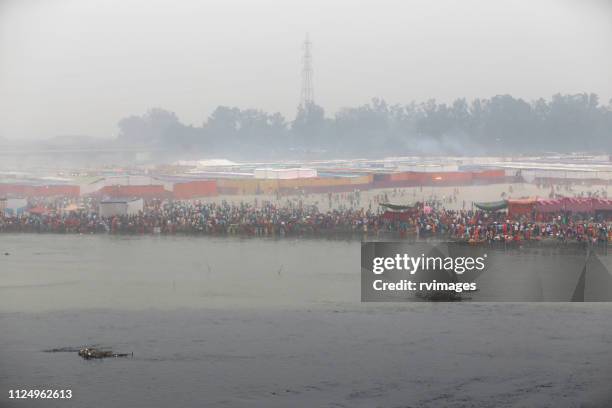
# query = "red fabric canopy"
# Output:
<box><xmin>535</xmin><ymin>197</ymin><xmax>612</xmax><ymax>214</ymax></box>
<box><xmin>507</xmin><ymin>199</ymin><xmax>536</xmax><ymax>218</ymax></box>
<box><xmin>27</xmin><ymin>206</ymin><xmax>49</xmax><ymax>215</ymax></box>
<box><xmin>536</xmin><ymin>198</ymin><xmax>564</xmax><ymax>213</ymax></box>
<box><xmin>592</xmin><ymin>198</ymin><xmax>612</xmax><ymax>211</ymax></box>
<box><xmin>563</xmin><ymin>197</ymin><xmax>593</xmax><ymax>213</ymax></box>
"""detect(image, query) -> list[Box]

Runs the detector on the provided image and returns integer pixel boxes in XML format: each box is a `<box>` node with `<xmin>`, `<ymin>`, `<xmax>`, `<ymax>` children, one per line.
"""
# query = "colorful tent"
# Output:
<box><xmin>474</xmin><ymin>200</ymin><xmax>508</xmax><ymax>211</ymax></box>
<box><xmin>592</xmin><ymin>198</ymin><xmax>612</xmax><ymax>212</ymax></box>
<box><xmin>535</xmin><ymin>198</ymin><xmax>564</xmax><ymax>213</ymax></box>
<box><xmin>27</xmin><ymin>206</ymin><xmax>50</xmax><ymax>215</ymax></box>
<box><xmin>535</xmin><ymin>197</ymin><xmax>612</xmax><ymax>214</ymax></box>
<box><xmin>507</xmin><ymin>198</ymin><xmax>537</xmax><ymax>218</ymax></box>
<box><xmin>379</xmin><ymin>203</ymin><xmax>417</xmax><ymax>211</ymax></box>
<box><xmin>563</xmin><ymin>197</ymin><xmax>594</xmax><ymax>213</ymax></box>
<box><xmin>62</xmin><ymin>203</ymin><xmax>82</xmax><ymax>212</ymax></box>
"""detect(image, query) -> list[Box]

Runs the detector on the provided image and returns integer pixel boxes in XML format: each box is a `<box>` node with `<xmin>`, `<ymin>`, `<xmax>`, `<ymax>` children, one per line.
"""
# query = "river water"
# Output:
<box><xmin>1</xmin><ymin>234</ymin><xmax>612</xmax><ymax>407</ymax></box>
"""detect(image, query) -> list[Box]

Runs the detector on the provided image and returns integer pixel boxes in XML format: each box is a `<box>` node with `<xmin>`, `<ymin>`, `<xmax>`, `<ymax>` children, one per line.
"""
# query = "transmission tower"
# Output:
<box><xmin>300</xmin><ymin>34</ymin><xmax>314</xmax><ymax>108</ymax></box>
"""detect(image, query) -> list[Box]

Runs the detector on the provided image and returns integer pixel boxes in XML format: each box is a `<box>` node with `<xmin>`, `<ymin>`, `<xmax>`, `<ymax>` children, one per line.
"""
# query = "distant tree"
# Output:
<box><xmin>333</xmin><ymin>98</ymin><xmax>395</xmax><ymax>155</ymax></box>
<box><xmin>481</xmin><ymin>95</ymin><xmax>535</xmax><ymax>152</ymax></box>
<box><xmin>202</xmin><ymin>106</ymin><xmax>289</xmax><ymax>157</ymax></box>
<box><xmin>205</xmin><ymin>106</ymin><xmax>241</xmax><ymax>136</ymax></box>
<box><xmin>292</xmin><ymin>102</ymin><xmax>328</xmax><ymax>150</ymax></box>
<box><xmin>118</xmin><ymin>108</ymin><xmax>181</xmax><ymax>146</ymax></box>
<box><xmin>117</xmin><ymin>115</ymin><xmax>148</xmax><ymax>144</ymax></box>
<box><xmin>116</xmin><ymin>93</ymin><xmax>612</xmax><ymax>159</ymax></box>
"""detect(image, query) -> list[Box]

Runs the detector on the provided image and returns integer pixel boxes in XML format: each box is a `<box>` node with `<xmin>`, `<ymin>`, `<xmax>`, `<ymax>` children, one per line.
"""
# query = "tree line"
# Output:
<box><xmin>116</xmin><ymin>93</ymin><xmax>612</xmax><ymax>159</ymax></box>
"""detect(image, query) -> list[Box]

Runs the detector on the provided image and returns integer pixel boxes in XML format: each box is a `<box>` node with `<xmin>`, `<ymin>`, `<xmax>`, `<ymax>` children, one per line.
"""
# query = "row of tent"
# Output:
<box><xmin>474</xmin><ymin>197</ymin><xmax>612</xmax><ymax>214</ymax></box>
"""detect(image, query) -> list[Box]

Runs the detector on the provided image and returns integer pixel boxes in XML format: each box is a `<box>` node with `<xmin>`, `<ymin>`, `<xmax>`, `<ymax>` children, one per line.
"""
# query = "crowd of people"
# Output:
<box><xmin>403</xmin><ymin>208</ymin><xmax>611</xmax><ymax>244</ymax></box>
<box><xmin>1</xmin><ymin>196</ymin><xmax>611</xmax><ymax>244</ymax></box>
<box><xmin>0</xmin><ymin>199</ymin><xmax>376</xmax><ymax>236</ymax></box>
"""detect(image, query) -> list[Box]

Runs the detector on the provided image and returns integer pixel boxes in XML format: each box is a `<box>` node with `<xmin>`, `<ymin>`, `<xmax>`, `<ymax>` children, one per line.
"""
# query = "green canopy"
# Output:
<box><xmin>379</xmin><ymin>203</ymin><xmax>416</xmax><ymax>211</ymax></box>
<box><xmin>474</xmin><ymin>200</ymin><xmax>508</xmax><ymax>211</ymax></box>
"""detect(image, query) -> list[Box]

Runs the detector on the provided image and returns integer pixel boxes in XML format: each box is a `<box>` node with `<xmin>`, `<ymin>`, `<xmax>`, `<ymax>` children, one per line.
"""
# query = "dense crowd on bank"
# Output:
<box><xmin>408</xmin><ymin>208</ymin><xmax>611</xmax><ymax>244</ymax></box>
<box><xmin>0</xmin><ymin>200</ymin><xmax>375</xmax><ymax>236</ymax></box>
<box><xmin>1</xmin><ymin>197</ymin><xmax>611</xmax><ymax>243</ymax></box>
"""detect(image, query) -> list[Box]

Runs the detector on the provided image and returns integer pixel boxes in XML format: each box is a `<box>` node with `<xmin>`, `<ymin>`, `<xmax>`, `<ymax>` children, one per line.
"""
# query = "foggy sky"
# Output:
<box><xmin>0</xmin><ymin>0</ymin><xmax>611</xmax><ymax>140</ymax></box>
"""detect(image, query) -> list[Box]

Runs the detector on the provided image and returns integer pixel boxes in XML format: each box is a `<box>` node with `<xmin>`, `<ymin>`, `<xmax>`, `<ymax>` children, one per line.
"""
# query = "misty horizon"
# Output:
<box><xmin>1</xmin><ymin>92</ymin><xmax>611</xmax><ymax>143</ymax></box>
<box><xmin>1</xmin><ymin>0</ymin><xmax>611</xmax><ymax>140</ymax></box>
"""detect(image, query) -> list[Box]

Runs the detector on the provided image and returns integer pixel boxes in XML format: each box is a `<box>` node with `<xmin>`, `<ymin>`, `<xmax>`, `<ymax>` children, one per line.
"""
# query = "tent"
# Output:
<box><xmin>379</xmin><ymin>203</ymin><xmax>417</xmax><ymax>211</ymax></box>
<box><xmin>535</xmin><ymin>198</ymin><xmax>564</xmax><ymax>213</ymax></box>
<box><xmin>563</xmin><ymin>197</ymin><xmax>594</xmax><ymax>213</ymax></box>
<box><xmin>62</xmin><ymin>203</ymin><xmax>83</xmax><ymax>213</ymax></box>
<box><xmin>536</xmin><ymin>197</ymin><xmax>612</xmax><ymax>215</ymax></box>
<box><xmin>27</xmin><ymin>206</ymin><xmax>50</xmax><ymax>215</ymax></box>
<box><xmin>507</xmin><ymin>198</ymin><xmax>537</xmax><ymax>218</ymax></box>
<box><xmin>381</xmin><ymin>210</ymin><xmax>412</xmax><ymax>222</ymax></box>
<box><xmin>592</xmin><ymin>198</ymin><xmax>612</xmax><ymax>212</ymax></box>
<box><xmin>474</xmin><ymin>200</ymin><xmax>508</xmax><ymax>211</ymax></box>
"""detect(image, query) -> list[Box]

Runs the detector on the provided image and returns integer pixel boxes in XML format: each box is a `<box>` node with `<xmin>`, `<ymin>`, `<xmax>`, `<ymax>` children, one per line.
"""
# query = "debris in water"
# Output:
<box><xmin>43</xmin><ymin>346</ymin><xmax>132</xmax><ymax>359</ymax></box>
<box><xmin>78</xmin><ymin>347</ymin><xmax>132</xmax><ymax>359</ymax></box>
<box><xmin>43</xmin><ymin>346</ymin><xmax>85</xmax><ymax>353</ymax></box>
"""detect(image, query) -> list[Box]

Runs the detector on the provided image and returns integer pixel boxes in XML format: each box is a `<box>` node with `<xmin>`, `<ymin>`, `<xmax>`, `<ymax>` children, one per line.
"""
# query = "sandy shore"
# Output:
<box><xmin>194</xmin><ymin>182</ymin><xmax>611</xmax><ymax>211</ymax></box>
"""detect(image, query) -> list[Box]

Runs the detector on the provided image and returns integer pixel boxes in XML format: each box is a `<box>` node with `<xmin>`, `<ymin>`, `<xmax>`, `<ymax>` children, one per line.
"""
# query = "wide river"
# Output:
<box><xmin>1</xmin><ymin>234</ymin><xmax>611</xmax><ymax>407</ymax></box>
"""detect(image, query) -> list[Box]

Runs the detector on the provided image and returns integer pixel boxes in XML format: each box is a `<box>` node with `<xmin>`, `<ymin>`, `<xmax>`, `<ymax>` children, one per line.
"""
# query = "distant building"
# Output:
<box><xmin>253</xmin><ymin>168</ymin><xmax>317</xmax><ymax>179</ymax></box>
<box><xmin>80</xmin><ymin>175</ymin><xmax>173</xmax><ymax>195</ymax></box>
<box><xmin>0</xmin><ymin>197</ymin><xmax>27</xmax><ymax>216</ymax></box>
<box><xmin>98</xmin><ymin>198</ymin><xmax>143</xmax><ymax>217</ymax></box>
